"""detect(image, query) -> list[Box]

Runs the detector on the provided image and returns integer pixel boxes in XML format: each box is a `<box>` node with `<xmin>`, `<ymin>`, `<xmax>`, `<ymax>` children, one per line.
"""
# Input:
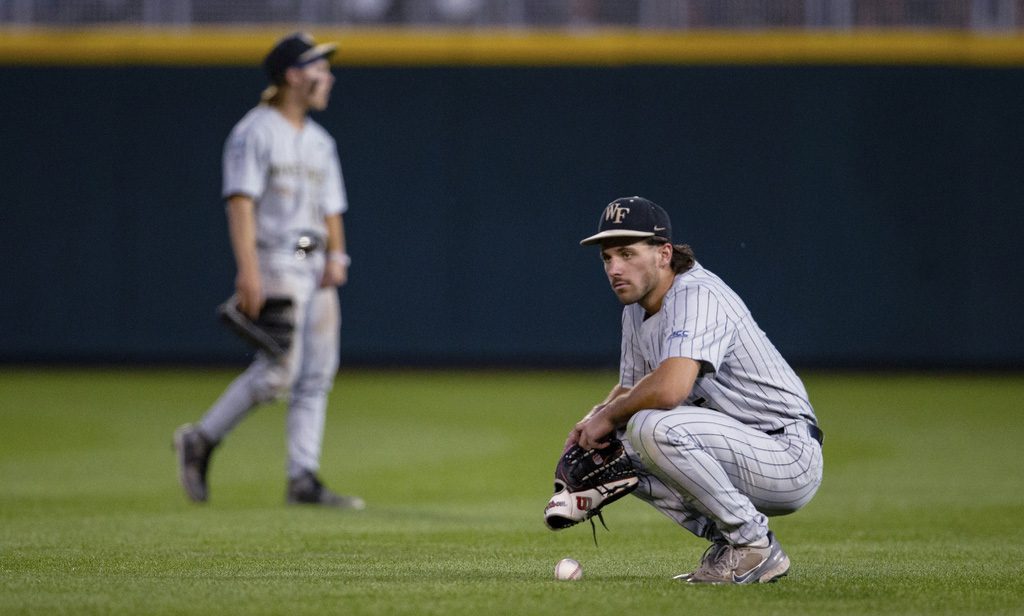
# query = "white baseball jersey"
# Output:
<box><xmin>223</xmin><ymin>105</ymin><xmax>347</xmax><ymax>243</ymax></box>
<box><xmin>619</xmin><ymin>261</ymin><xmax>817</xmax><ymax>432</ymax></box>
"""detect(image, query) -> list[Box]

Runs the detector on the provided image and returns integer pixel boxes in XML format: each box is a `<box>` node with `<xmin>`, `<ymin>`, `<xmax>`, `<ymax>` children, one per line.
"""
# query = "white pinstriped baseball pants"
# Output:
<box><xmin>199</xmin><ymin>249</ymin><xmax>340</xmax><ymax>478</ymax></box>
<box><xmin>624</xmin><ymin>407</ymin><xmax>823</xmax><ymax>546</ymax></box>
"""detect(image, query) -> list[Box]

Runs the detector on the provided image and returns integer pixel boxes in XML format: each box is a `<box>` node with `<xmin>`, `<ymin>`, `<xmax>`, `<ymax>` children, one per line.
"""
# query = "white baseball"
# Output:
<box><xmin>554</xmin><ymin>558</ymin><xmax>583</xmax><ymax>581</ymax></box>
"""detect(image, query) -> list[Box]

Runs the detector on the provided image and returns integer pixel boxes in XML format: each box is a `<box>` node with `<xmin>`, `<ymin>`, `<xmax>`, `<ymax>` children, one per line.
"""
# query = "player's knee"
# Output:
<box><xmin>291</xmin><ymin>377</ymin><xmax>333</xmax><ymax>402</ymax></box>
<box><xmin>627</xmin><ymin>410</ymin><xmax>703</xmax><ymax>462</ymax></box>
<box><xmin>253</xmin><ymin>379</ymin><xmax>288</xmax><ymax>403</ymax></box>
<box><xmin>625</xmin><ymin>409</ymin><xmax>652</xmax><ymax>448</ymax></box>
<box><xmin>306</xmin><ymin>363</ymin><xmax>338</xmax><ymax>393</ymax></box>
<box><xmin>626</xmin><ymin>410</ymin><xmax>673</xmax><ymax>456</ymax></box>
<box><xmin>252</xmin><ymin>364</ymin><xmax>297</xmax><ymax>402</ymax></box>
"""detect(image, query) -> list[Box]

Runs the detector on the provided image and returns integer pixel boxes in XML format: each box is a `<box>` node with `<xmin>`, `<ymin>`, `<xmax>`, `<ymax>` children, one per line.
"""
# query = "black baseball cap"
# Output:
<box><xmin>263</xmin><ymin>32</ymin><xmax>337</xmax><ymax>84</ymax></box>
<box><xmin>579</xmin><ymin>196</ymin><xmax>672</xmax><ymax>246</ymax></box>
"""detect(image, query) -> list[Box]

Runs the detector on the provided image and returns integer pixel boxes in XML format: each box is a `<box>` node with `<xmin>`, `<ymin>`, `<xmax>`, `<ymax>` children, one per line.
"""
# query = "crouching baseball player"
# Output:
<box><xmin>174</xmin><ymin>33</ymin><xmax>363</xmax><ymax>510</ymax></box>
<box><xmin>559</xmin><ymin>196</ymin><xmax>823</xmax><ymax>584</ymax></box>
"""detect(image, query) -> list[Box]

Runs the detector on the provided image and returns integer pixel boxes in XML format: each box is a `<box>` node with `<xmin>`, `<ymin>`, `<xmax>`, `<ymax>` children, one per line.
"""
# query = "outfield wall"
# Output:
<box><xmin>1</xmin><ymin>31</ymin><xmax>1021</xmax><ymax>367</ymax></box>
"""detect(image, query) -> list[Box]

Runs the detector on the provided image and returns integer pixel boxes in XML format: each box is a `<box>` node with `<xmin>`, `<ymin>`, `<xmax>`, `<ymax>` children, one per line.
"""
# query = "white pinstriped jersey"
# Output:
<box><xmin>223</xmin><ymin>105</ymin><xmax>347</xmax><ymax>245</ymax></box>
<box><xmin>619</xmin><ymin>262</ymin><xmax>816</xmax><ymax>432</ymax></box>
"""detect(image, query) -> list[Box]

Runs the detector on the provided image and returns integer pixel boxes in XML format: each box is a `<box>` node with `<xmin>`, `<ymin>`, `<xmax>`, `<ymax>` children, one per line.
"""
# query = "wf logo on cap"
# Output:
<box><xmin>580</xmin><ymin>196</ymin><xmax>672</xmax><ymax>246</ymax></box>
<box><xmin>604</xmin><ymin>203</ymin><xmax>631</xmax><ymax>224</ymax></box>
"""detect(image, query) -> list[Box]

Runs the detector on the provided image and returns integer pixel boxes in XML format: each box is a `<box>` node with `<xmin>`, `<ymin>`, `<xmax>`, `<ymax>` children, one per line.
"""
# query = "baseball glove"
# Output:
<box><xmin>217</xmin><ymin>295</ymin><xmax>294</xmax><ymax>358</ymax></box>
<box><xmin>544</xmin><ymin>437</ymin><xmax>639</xmax><ymax>531</ymax></box>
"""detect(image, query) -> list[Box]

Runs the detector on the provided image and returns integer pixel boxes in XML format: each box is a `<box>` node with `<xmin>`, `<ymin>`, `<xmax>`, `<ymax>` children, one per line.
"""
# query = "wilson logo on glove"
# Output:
<box><xmin>544</xmin><ymin>437</ymin><xmax>639</xmax><ymax>532</ymax></box>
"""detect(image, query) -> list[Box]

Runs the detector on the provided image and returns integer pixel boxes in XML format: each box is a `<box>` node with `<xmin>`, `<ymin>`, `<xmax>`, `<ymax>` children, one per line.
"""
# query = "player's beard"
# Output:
<box><xmin>610</xmin><ymin>269</ymin><xmax>658</xmax><ymax>306</ymax></box>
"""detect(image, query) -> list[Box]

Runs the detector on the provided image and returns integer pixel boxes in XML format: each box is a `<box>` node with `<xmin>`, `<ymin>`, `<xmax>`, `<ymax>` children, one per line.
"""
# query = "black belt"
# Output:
<box><xmin>767</xmin><ymin>423</ymin><xmax>824</xmax><ymax>445</ymax></box>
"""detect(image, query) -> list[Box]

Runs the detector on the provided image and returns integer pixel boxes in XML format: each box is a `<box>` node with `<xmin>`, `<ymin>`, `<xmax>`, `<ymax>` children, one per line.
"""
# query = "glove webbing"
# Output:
<box><xmin>566</xmin><ymin>450</ymin><xmax>633</xmax><ymax>491</ymax></box>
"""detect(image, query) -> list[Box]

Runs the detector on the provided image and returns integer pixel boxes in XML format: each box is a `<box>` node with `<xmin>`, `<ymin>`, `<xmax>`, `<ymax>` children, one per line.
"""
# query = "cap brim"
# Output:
<box><xmin>579</xmin><ymin>230</ymin><xmax>655</xmax><ymax>246</ymax></box>
<box><xmin>297</xmin><ymin>42</ymin><xmax>338</xmax><ymax>65</ymax></box>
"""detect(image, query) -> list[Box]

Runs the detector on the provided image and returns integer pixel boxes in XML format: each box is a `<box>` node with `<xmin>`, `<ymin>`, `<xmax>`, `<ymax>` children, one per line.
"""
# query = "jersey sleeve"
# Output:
<box><xmin>662</xmin><ymin>283</ymin><xmax>733</xmax><ymax>373</ymax></box>
<box><xmin>321</xmin><ymin>139</ymin><xmax>348</xmax><ymax>216</ymax></box>
<box><xmin>618</xmin><ymin>308</ymin><xmax>645</xmax><ymax>388</ymax></box>
<box><xmin>222</xmin><ymin>123</ymin><xmax>268</xmax><ymax>200</ymax></box>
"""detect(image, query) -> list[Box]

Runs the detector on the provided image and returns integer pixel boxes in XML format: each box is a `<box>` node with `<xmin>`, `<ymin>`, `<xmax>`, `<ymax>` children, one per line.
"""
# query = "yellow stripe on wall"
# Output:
<box><xmin>3</xmin><ymin>26</ymin><xmax>1024</xmax><ymax>66</ymax></box>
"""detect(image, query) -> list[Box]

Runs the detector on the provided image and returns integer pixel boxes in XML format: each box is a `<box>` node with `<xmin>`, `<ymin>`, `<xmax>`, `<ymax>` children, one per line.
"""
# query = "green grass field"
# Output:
<box><xmin>2</xmin><ymin>368</ymin><xmax>1022</xmax><ymax>615</ymax></box>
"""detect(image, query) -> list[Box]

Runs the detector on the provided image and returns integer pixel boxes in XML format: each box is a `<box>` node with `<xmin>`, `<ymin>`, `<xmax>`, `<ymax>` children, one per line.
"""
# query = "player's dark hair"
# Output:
<box><xmin>647</xmin><ymin>238</ymin><xmax>695</xmax><ymax>274</ymax></box>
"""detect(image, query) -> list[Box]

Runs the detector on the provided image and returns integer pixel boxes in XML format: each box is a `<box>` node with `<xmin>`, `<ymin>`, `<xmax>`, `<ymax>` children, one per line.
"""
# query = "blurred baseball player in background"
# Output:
<box><xmin>567</xmin><ymin>196</ymin><xmax>823</xmax><ymax>583</ymax></box>
<box><xmin>174</xmin><ymin>32</ymin><xmax>363</xmax><ymax>509</ymax></box>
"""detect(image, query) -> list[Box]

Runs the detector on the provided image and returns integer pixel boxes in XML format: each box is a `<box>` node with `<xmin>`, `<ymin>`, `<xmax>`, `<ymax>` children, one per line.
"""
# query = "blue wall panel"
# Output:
<box><xmin>1</xmin><ymin>65</ymin><xmax>1021</xmax><ymax>367</ymax></box>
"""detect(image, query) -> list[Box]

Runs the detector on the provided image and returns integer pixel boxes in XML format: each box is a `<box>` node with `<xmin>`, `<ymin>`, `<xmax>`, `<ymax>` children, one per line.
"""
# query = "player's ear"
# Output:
<box><xmin>283</xmin><ymin>66</ymin><xmax>303</xmax><ymax>88</ymax></box>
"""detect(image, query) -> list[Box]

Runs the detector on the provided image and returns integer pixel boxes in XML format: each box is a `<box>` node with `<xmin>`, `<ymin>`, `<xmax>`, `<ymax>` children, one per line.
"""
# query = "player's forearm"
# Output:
<box><xmin>321</xmin><ymin>213</ymin><xmax>349</xmax><ymax>287</ymax></box>
<box><xmin>324</xmin><ymin>213</ymin><xmax>345</xmax><ymax>255</ymax></box>
<box><xmin>226</xmin><ymin>195</ymin><xmax>260</xmax><ymax>274</ymax></box>
<box><xmin>603</xmin><ymin>384</ymin><xmax>630</xmax><ymax>404</ymax></box>
<box><xmin>588</xmin><ymin>384</ymin><xmax>628</xmax><ymax>414</ymax></box>
<box><xmin>600</xmin><ymin>358</ymin><xmax>700</xmax><ymax>427</ymax></box>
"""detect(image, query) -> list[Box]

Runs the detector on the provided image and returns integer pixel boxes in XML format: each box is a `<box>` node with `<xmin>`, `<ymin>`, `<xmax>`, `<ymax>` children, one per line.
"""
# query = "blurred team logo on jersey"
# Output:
<box><xmin>668</xmin><ymin>330</ymin><xmax>690</xmax><ymax>341</ymax></box>
<box><xmin>268</xmin><ymin>163</ymin><xmax>326</xmax><ymax>184</ymax></box>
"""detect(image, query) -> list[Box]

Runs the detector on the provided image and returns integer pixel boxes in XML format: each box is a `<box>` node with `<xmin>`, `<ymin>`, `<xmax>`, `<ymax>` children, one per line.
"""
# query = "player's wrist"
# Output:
<box><xmin>328</xmin><ymin>251</ymin><xmax>350</xmax><ymax>267</ymax></box>
<box><xmin>596</xmin><ymin>401</ymin><xmax>629</xmax><ymax>430</ymax></box>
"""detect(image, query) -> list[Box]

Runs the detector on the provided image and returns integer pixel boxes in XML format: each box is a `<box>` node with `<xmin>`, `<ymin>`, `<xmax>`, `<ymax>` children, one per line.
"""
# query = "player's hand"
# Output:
<box><xmin>235</xmin><ymin>268</ymin><xmax>263</xmax><ymax>319</ymax></box>
<box><xmin>564</xmin><ymin>404</ymin><xmax>606</xmax><ymax>449</ymax></box>
<box><xmin>565</xmin><ymin>404</ymin><xmax>600</xmax><ymax>449</ymax></box>
<box><xmin>568</xmin><ymin>410</ymin><xmax>616</xmax><ymax>451</ymax></box>
<box><xmin>320</xmin><ymin>260</ymin><xmax>348</xmax><ymax>288</ymax></box>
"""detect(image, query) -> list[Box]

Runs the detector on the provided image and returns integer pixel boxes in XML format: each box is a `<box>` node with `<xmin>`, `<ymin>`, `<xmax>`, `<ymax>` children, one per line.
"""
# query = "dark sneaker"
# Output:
<box><xmin>173</xmin><ymin>424</ymin><xmax>216</xmax><ymax>503</ymax></box>
<box><xmin>686</xmin><ymin>531</ymin><xmax>790</xmax><ymax>584</ymax></box>
<box><xmin>287</xmin><ymin>471</ymin><xmax>365</xmax><ymax>510</ymax></box>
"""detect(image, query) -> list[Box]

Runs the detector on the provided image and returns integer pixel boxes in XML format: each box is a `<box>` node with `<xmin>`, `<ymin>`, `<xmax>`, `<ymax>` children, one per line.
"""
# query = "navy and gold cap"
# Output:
<box><xmin>580</xmin><ymin>196</ymin><xmax>672</xmax><ymax>246</ymax></box>
<box><xmin>263</xmin><ymin>32</ymin><xmax>337</xmax><ymax>84</ymax></box>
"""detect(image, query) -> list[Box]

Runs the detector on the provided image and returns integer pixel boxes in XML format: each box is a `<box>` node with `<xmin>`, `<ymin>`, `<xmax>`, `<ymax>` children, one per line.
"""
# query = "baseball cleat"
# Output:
<box><xmin>672</xmin><ymin>541</ymin><xmax>729</xmax><ymax>582</ymax></box>
<box><xmin>173</xmin><ymin>424</ymin><xmax>217</xmax><ymax>503</ymax></box>
<box><xmin>683</xmin><ymin>532</ymin><xmax>790</xmax><ymax>585</ymax></box>
<box><xmin>287</xmin><ymin>471</ymin><xmax>365</xmax><ymax>510</ymax></box>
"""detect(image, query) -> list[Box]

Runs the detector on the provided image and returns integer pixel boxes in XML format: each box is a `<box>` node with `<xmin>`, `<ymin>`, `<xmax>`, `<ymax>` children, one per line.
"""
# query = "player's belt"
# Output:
<box><xmin>766</xmin><ymin>423</ymin><xmax>824</xmax><ymax>445</ymax></box>
<box><xmin>292</xmin><ymin>235</ymin><xmax>323</xmax><ymax>257</ymax></box>
<box><xmin>258</xmin><ymin>233</ymin><xmax>325</xmax><ymax>259</ymax></box>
